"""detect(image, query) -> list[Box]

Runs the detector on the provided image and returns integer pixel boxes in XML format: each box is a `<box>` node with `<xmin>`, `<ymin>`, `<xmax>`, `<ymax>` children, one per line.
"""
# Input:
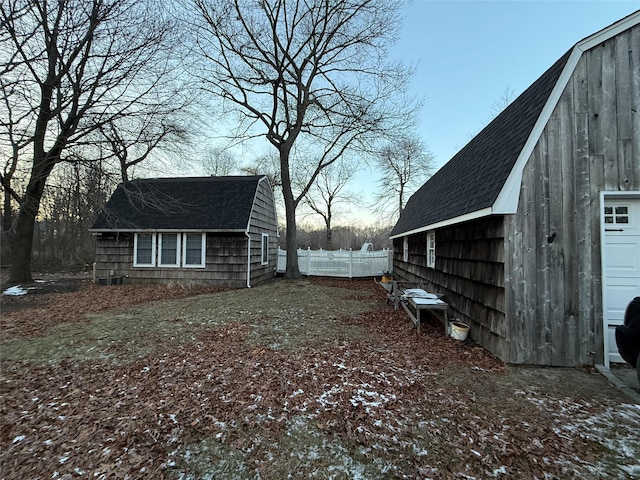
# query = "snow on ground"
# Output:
<box><xmin>3</xmin><ymin>285</ymin><xmax>30</xmax><ymax>296</ymax></box>
<box><xmin>2</xmin><ymin>278</ymin><xmax>639</xmax><ymax>479</ymax></box>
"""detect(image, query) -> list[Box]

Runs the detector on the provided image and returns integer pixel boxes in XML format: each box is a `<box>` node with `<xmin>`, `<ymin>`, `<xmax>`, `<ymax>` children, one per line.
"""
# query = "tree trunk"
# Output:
<box><xmin>8</xmin><ymin>156</ymin><xmax>57</xmax><ymax>283</ymax></box>
<box><xmin>325</xmin><ymin>213</ymin><xmax>332</xmax><ymax>247</ymax></box>
<box><xmin>284</xmin><ymin>196</ymin><xmax>300</xmax><ymax>278</ymax></box>
<box><xmin>279</xmin><ymin>147</ymin><xmax>300</xmax><ymax>278</ymax></box>
<box><xmin>2</xmin><ymin>188</ymin><xmax>12</xmax><ymax>234</ymax></box>
<box><xmin>8</xmin><ymin>207</ymin><xmax>37</xmax><ymax>284</ymax></box>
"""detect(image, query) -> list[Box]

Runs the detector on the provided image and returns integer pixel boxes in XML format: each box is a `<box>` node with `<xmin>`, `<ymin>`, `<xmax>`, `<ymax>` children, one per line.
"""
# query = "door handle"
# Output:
<box><xmin>605</xmin><ymin>228</ymin><xmax>624</xmax><ymax>232</ymax></box>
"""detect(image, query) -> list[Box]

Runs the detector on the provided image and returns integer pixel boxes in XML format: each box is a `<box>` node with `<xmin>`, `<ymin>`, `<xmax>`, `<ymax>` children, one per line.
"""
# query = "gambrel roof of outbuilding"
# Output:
<box><xmin>390</xmin><ymin>10</ymin><xmax>640</xmax><ymax>239</ymax></box>
<box><xmin>91</xmin><ymin>175</ymin><xmax>269</xmax><ymax>232</ymax></box>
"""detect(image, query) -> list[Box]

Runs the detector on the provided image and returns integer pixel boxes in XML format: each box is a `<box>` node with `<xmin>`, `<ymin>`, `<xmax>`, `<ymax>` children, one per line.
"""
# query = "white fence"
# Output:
<box><xmin>277</xmin><ymin>246</ymin><xmax>393</xmax><ymax>278</ymax></box>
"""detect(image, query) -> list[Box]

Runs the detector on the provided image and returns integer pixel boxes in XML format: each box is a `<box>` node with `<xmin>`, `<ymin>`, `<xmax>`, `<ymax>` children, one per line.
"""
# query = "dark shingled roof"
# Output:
<box><xmin>91</xmin><ymin>176</ymin><xmax>265</xmax><ymax>231</ymax></box>
<box><xmin>390</xmin><ymin>48</ymin><xmax>572</xmax><ymax>238</ymax></box>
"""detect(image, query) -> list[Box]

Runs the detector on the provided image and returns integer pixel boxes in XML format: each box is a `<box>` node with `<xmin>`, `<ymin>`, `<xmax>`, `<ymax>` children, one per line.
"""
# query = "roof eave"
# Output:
<box><xmin>89</xmin><ymin>228</ymin><xmax>248</xmax><ymax>233</ymax></box>
<box><xmin>389</xmin><ymin>207</ymin><xmax>494</xmax><ymax>239</ymax></box>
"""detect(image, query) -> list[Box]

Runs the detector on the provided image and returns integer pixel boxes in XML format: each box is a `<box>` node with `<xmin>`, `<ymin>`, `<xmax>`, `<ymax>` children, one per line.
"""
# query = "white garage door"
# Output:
<box><xmin>603</xmin><ymin>197</ymin><xmax>640</xmax><ymax>365</ymax></box>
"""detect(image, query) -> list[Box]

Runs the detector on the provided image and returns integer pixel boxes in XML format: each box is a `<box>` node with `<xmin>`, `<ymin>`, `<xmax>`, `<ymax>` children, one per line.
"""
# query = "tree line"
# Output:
<box><xmin>1</xmin><ymin>0</ymin><xmax>433</xmax><ymax>282</ymax></box>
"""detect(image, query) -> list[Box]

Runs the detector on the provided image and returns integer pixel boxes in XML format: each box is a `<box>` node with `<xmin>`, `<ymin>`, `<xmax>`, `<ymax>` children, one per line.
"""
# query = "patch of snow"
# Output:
<box><xmin>12</xmin><ymin>435</ymin><xmax>25</xmax><ymax>444</ymax></box>
<box><xmin>3</xmin><ymin>285</ymin><xmax>28</xmax><ymax>296</ymax></box>
<box><xmin>317</xmin><ymin>385</ymin><xmax>342</xmax><ymax>408</ymax></box>
<box><xmin>492</xmin><ymin>465</ymin><xmax>507</xmax><ymax>476</ymax></box>
<box><xmin>543</xmin><ymin>399</ymin><xmax>640</xmax><ymax>477</ymax></box>
<box><xmin>412</xmin><ymin>445</ymin><xmax>428</xmax><ymax>457</ymax></box>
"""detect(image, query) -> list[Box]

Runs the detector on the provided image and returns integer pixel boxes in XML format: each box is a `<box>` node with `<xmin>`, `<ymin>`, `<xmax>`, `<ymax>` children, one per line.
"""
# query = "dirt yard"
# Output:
<box><xmin>1</xmin><ymin>277</ymin><xmax>639</xmax><ymax>479</ymax></box>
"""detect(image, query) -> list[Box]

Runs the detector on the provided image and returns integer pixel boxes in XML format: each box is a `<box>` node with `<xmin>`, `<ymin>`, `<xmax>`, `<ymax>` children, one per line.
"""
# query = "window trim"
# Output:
<box><xmin>402</xmin><ymin>237</ymin><xmax>409</xmax><ymax>262</ymax></box>
<box><xmin>426</xmin><ymin>231</ymin><xmax>436</xmax><ymax>269</ymax></box>
<box><xmin>133</xmin><ymin>233</ymin><xmax>156</xmax><ymax>267</ymax></box>
<box><xmin>261</xmin><ymin>233</ymin><xmax>269</xmax><ymax>265</ymax></box>
<box><xmin>604</xmin><ymin>204</ymin><xmax>631</xmax><ymax>225</ymax></box>
<box><xmin>182</xmin><ymin>233</ymin><xmax>206</xmax><ymax>268</ymax></box>
<box><xmin>158</xmin><ymin>233</ymin><xmax>181</xmax><ymax>267</ymax></box>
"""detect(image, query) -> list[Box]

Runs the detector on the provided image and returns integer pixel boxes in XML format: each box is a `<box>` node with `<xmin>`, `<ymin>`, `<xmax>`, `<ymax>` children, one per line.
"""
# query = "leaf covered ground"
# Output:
<box><xmin>1</xmin><ymin>277</ymin><xmax>639</xmax><ymax>479</ymax></box>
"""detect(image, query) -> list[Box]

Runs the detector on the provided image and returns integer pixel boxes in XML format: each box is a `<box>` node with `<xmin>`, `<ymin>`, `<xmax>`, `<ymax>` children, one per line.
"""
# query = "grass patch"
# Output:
<box><xmin>168</xmin><ymin>416</ymin><xmax>400</xmax><ymax>480</ymax></box>
<box><xmin>0</xmin><ymin>279</ymin><xmax>375</xmax><ymax>365</ymax></box>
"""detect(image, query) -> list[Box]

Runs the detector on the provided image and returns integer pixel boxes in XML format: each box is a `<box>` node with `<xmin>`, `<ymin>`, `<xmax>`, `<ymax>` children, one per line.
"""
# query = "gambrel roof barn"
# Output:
<box><xmin>391</xmin><ymin>11</ymin><xmax>640</xmax><ymax>367</ymax></box>
<box><xmin>91</xmin><ymin>176</ymin><xmax>279</xmax><ymax>288</ymax></box>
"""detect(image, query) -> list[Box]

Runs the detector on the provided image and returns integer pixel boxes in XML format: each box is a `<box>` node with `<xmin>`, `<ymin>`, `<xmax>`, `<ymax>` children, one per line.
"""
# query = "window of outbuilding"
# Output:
<box><xmin>403</xmin><ymin>237</ymin><xmax>408</xmax><ymax>262</ymax></box>
<box><xmin>426</xmin><ymin>231</ymin><xmax>435</xmax><ymax>268</ymax></box>
<box><xmin>604</xmin><ymin>205</ymin><xmax>630</xmax><ymax>224</ymax></box>
<box><xmin>183</xmin><ymin>233</ymin><xmax>206</xmax><ymax>267</ymax></box>
<box><xmin>134</xmin><ymin>233</ymin><xmax>156</xmax><ymax>267</ymax></box>
<box><xmin>159</xmin><ymin>233</ymin><xmax>181</xmax><ymax>267</ymax></box>
<box><xmin>261</xmin><ymin>233</ymin><xmax>269</xmax><ymax>265</ymax></box>
<box><xmin>133</xmin><ymin>232</ymin><xmax>206</xmax><ymax>268</ymax></box>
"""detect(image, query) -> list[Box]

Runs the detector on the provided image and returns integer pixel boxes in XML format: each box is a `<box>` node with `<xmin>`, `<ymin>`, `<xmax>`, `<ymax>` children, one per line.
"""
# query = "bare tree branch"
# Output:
<box><xmin>372</xmin><ymin>134</ymin><xmax>435</xmax><ymax>225</ymax></box>
<box><xmin>0</xmin><ymin>0</ymin><xmax>191</xmax><ymax>282</ymax></box>
<box><xmin>188</xmin><ymin>0</ymin><xmax>418</xmax><ymax>276</ymax></box>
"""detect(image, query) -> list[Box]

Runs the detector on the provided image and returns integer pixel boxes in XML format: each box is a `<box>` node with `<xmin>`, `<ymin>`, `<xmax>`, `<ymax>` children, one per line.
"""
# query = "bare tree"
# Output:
<box><xmin>372</xmin><ymin>135</ymin><xmax>434</xmax><ymax>224</ymax></box>
<box><xmin>189</xmin><ymin>0</ymin><xmax>416</xmax><ymax>277</ymax></box>
<box><xmin>32</xmin><ymin>162</ymin><xmax>113</xmax><ymax>270</ymax></box>
<box><xmin>300</xmin><ymin>159</ymin><xmax>360</xmax><ymax>247</ymax></box>
<box><xmin>0</xmin><ymin>0</ymin><xmax>187</xmax><ymax>283</ymax></box>
<box><xmin>199</xmin><ymin>146</ymin><xmax>240</xmax><ymax>177</ymax></box>
<box><xmin>98</xmin><ymin>116</ymin><xmax>190</xmax><ymax>184</ymax></box>
<box><xmin>241</xmin><ymin>152</ymin><xmax>282</xmax><ymax>189</ymax></box>
<box><xmin>489</xmin><ymin>86</ymin><xmax>516</xmax><ymax>119</ymax></box>
<box><xmin>461</xmin><ymin>86</ymin><xmax>517</xmax><ymax>144</ymax></box>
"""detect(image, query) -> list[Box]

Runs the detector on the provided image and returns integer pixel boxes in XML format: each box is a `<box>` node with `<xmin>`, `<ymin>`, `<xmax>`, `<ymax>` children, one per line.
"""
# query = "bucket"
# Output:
<box><xmin>450</xmin><ymin>321</ymin><xmax>470</xmax><ymax>341</ymax></box>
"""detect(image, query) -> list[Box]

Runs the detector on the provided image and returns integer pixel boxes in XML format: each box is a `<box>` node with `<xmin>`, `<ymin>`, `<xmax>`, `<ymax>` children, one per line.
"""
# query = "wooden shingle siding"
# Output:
<box><xmin>95</xmin><ymin>233</ymin><xmax>251</xmax><ymax>287</ymax></box>
<box><xmin>390</xmin><ymin>16</ymin><xmax>639</xmax><ymax>367</ymax></box>
<box><xmin>247</xmin><ymin>178</ymin><xmax>279</xmax><ymax>286</ymax></box>
<box><xmin>92</xmin><ymin>175</ymin><xmax>280</xmax><ymax>288</ymax></box>
<box><xmin>394</xmin><ymin>217</ymin><xmax>508</xmax><ymax>359</ymax></box>
<box><xmin>94</xmin><ymin>233</ymin><xmax>133</xmax><ymax>280</ymax></box>
<box><xmin>505</xmin><ymin>25</ymin><xmax>639</xmax><ymax>366</ymax></box>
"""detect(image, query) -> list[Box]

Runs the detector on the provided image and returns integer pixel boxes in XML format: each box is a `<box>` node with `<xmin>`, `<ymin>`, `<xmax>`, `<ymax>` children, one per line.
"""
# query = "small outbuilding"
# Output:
<box><xmin>390</xmin><ymin>12</ymin><xmax>640</xmax><ymax>367</ymax></box>
<box><xmin>91</xmin><ymin>175</ymin><xmax>279</xmax><ymax>288</ymax></box>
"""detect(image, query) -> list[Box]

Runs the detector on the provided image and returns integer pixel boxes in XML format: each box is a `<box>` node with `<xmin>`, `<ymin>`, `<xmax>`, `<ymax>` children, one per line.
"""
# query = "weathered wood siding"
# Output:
<box><xmin>247</xmin><ymin>177</ymin><xmax>279</xmax><ymax>286</ymax></box>
<box><xmin>94</xmin><ymin>233</ymin><xmax>251</xmax><ymax>287</ymax></box>
<box><xmin>94</xmin><ymin>233</ymin><xmax>133</xmax><ymax>281</ymax></box>
<box><xmin>94</xmin><ymin>177</ymin><xmax>280</xmax><ymax>288</ymax></box>
<box><xmin>391</xmin><ymin>24</ymin><xmax>638</xmax><ymax>366</ymax></box>
<box><xmin>393</xmin><ymin>217</ymin><xmax>508</xmax><ymax>359</ymax></box>
<box><xmin>505</xmin><ymin>24</ymin><xmax>640</xmax><ymax>366</ymax></box>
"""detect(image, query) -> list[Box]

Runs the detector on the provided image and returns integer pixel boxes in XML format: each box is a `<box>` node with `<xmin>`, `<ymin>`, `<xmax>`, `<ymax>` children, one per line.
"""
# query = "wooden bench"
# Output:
<box><xmin>377</xmin><ymin>280</ymin><xmax>449</xmax><ymax>334</ymax></box>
